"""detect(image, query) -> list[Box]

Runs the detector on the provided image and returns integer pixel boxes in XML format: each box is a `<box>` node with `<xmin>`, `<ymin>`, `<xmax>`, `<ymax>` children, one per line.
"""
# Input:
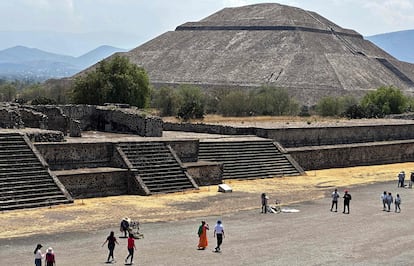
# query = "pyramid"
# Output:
<box><xmin>97</xmin><ymin>3</ymin><xmax>414</xmax><ymax>105</ymax></box>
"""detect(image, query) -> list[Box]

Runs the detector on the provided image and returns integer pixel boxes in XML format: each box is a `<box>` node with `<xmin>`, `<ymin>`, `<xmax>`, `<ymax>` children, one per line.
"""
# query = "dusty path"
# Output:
<box><xmin>2</xmin><ymin>179</ymin><xmax>414</xmax><ymax>265</ymax></box>
<box><xmin>0</xmin><ymin>163</ymin><xmax>412</xmax><ymax>240</ymax></box>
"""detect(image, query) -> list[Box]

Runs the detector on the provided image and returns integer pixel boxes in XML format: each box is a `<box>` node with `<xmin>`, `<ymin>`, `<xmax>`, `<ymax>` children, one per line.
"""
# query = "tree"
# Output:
<box><xmin>177</xmin><ymin>85</ymin><xmax>205</xmax><ymax>120</ymax></box>
<box><xmin>360</xmin><ymin>86</ymin><xmax>407</xmax><ymax>116</ymax></box>
<box><xmin>72</xmin><ymin>55</ymin><xmax>150</xmax><ymax>107</ymax></box>
<box><xmin>0</xmin><ymin>83</ymin><xmax>16</xmax><ymax>101</ymax></box>
<box><xmin>252</xmin><ymin>86</ymin><xmax>299</xmax><ymax>116</ymax></box>
<box><xmin>152</xmin><ymin>87</ymin><xmax>180</xmax><ymax>116</ymax></box>
<box><xmin>218</xmin><ymin>90</ymin><xmax>251</xmax><ymax>116</ymax></box>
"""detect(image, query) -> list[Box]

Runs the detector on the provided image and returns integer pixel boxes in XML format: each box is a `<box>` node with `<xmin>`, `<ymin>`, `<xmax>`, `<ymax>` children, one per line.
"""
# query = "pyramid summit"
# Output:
<box><xmin>86</xmin><ymin>3</ymin><xmax>414</xmax><ymax>105</ymax></box>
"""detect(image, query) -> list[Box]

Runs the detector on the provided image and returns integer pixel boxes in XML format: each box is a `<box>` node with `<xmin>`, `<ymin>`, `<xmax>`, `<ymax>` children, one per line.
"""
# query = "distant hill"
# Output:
<box><xmin>0</xmin><ymin>45</ymin><xmax>127</xmax><ymax>81</ymax></box>
<box><xmin>366</xmin><ymin>30</ymin><xmax>414</xmax><ymax>63</ymax></box>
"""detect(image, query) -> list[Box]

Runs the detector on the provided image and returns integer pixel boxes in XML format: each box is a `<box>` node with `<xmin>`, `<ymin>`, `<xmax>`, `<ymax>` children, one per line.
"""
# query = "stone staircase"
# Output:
<box><xmin>0</xmin><ymin>133</ymin><xmax>73</xmax><ymax>211</ymax></box>
<box><xmin>198</xmin><ymin>140</ymin><xmax>303</xmax><ymax>179</ymax></box>
<box><xmin>118</xmin><ymin>142</ymin><xmax>198</xmax><ymax>194</ymax></box>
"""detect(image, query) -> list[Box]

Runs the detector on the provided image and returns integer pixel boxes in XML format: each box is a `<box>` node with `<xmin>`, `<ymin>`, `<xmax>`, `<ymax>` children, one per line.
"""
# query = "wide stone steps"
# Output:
<box><xmin>118</xmin><ymin>142</ymin><xmax>197</xmax><ymax>194</ymax></box>
<box><xmin>198</xmin><ymin>140</ymin><xmax>302</xmax><ymax>179</ymax></box>
<box><xmin>0</xmin><ymin>133</ymin><xmax>72</xmax><ymax>211</ymax></box>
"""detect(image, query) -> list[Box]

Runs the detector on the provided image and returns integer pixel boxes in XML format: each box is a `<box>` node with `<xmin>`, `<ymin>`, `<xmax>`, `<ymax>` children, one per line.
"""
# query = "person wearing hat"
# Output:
<box><xmin>45</xmin><ymin>247</ymin><xmax>55</xmax><ymax>266</ymax></box>
<box><xmin>33</xmin><ymin>244</ymin><xmax>44</xmax><ymax>266</ymax></box>
<box><xmin>213</xmin><ymin>220</ymin><xmax>225</xmax><ymax>252</ymax></box>
<box><xmin>343</xmin><ymin>190</ymin><xmax>352</xmax><ymax>214</ymax></box>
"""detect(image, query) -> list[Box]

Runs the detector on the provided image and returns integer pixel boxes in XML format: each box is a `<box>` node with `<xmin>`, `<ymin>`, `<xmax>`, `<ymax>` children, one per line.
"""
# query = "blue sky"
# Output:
<box><xmin>1</xmin><ymin>0</ymin><xmax>414</xmax><ymax>56</ymax></box>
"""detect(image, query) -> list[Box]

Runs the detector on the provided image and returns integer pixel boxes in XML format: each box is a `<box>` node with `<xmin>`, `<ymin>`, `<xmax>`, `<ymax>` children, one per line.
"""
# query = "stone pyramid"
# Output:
<box><xmin>104</xmin><ymin>3</ymin><xmax>414</xmax><ymax>105</ymax></box>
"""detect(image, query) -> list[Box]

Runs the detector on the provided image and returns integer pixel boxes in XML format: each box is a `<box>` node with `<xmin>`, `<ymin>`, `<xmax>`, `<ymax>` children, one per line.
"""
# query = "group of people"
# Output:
<box><xmin>101</xmin><ymin>231</ymin><xmax>136</xmax><ymax>264</ymax></box>
<box><xmin>197</xmin><ymin>220</ymin><xmax>225</xmax><ymax>252</ymax></box>
<box><xmin>397</xmin><ymin>170</ymin><xmax>414</xmax><ymax>188</ymax></box>
<box><xmin>33</xmin><ymin>244</ymin><xmax>55</xmax><ymax>266</ymax></box>
<box><xmin>381</xmin><ymin>191</ymin><xmax>402</xmax><ymax>212</ymax></box>
<box><xmin>330</xmin><ymin>189</ymin><xmax>352</xmax><ymax>213</ymax></box>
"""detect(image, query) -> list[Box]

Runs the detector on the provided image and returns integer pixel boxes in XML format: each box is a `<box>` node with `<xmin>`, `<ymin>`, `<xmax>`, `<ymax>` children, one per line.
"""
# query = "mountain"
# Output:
<box><xmin>0</xmin><ymin>45</ymin><xmax>127</xmax><ymax>81</ymax></box>
<box><xmin>366</xmin><ymin>30</ymin><xmax>414</xmax><ymax>63</ymax></box>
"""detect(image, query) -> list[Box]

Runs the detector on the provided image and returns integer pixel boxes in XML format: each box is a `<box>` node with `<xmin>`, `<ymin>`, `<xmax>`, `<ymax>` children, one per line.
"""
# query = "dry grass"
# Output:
<box><xmin>1</xmin><ymin>162</ymin><xmax>411</xmax><ymax>239</ymax></box>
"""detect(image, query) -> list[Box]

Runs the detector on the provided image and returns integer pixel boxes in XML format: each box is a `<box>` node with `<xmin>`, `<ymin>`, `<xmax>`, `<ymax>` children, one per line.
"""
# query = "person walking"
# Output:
<box><xmin>44</xmin><ymin>247</ymin><xmax>55</xmax><ymax>266</ymax></box>
<box><xmin>330</xmin><ymin>189</ymin><xmax>340</xmax><ymax>212</ymax></box>
<box><xmin>125</xmin><ymin>233</ymin><xmax>136</xmax><ymax>265</ymax></box>
<box><xmin>213</xmin><ymin>220</ymin><xmax>225</xmax><ymax>252</ymax></box>
<box><xmin>395</xmin><ymin>194</ymin><xmax>401</xmax><ymax>213</ymax></box>
<box><xmin>102</xmin><ymin>231</ymin><xmax>119</xmax><ymax>263</ymax></box>
<box><xmin>33</xmin><ymin>244</ymin><xmax>44</xmax><ymax>266</ymax></box>
<box><xmin>261</xmin><ymin>193</ymin><xmax>269</xmax><ymax>213</ymax></box>
<box><xmin>381</xmin><ymin>191</ymin><xmax>387</xmax><ymax>211</ymax></box>
<box><xmin>386</xmin><ymin>192</ymin><xmax>393</xmax><ymax>212</ymax></box>
<box><xmin>342</xmin><ymin>190</ymin><xmax>351</xmax><ymax>214</ymax></box>
<box><xmin>197</xmin><ymin>221</ymin><xmax>209</xmax><ymax>250</ymax></box>
<box><xmin>410</xmin><ymin>172</ymin><xmax>414</xmax><ymax>188</ymax></box>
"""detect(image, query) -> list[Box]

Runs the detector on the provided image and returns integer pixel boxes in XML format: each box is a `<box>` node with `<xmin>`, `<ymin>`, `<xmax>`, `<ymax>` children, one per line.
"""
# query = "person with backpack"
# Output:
<box><xmin>45</xmin><ymin>247</ymin><xmax>55</xmax><ymax>266</ymax></box>
<box><xmin>330</xmin><ymin>188</ymin><xmax>340</xmax><ymax>212</ymax></box>
<box><xmin>102</xmin><ymin>231</ymin><xmax>119</xmax><ymax>263</ymax></box>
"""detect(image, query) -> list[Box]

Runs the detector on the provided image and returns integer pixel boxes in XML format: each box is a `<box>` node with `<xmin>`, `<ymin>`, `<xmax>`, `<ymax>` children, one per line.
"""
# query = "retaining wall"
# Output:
<box><xmin>184</xmin><ymin>161</ymin><xmax>223</xmax><ymax>186</ymax></box>
<box><xmin>164</xmin><ymin>122</ymin><xmax>414</xmax><ymax>148</ymax></box>
<box><xmin>288</xmin><ymin>140</ymin><xmax>414</xmax><ymax>170</ymax></box>
<box><xmin>35</xmin><ymin>142</ymin><xmax>117</xmax><ymax>170</ymax></box>
<box><xmin>55</xmin><ymin>169</ymin><xmax>129</xmax><ymax>198</ymax></box>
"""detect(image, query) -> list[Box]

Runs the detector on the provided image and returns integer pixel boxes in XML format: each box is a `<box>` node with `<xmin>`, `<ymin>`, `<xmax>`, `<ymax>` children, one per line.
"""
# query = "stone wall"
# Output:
<box><xmin>27</xmin><ymin>105</ymin><xmax>69</xmax><ymax>134</ymax></box>
<box><xmin>26</xmin><ymin>131</ymin><xmax>64</xmax><ymax>142</ymax></box>
<box><xmin>0</xmin><ymin>107</ymin><xmax>22</xmax><ymax>128</ymax></box>
<box><xmin>288</xmin><ymin>140</ymin><xmax>414</xmax><ymax>170</ymax></box>
<box><xmin>1</xmin><ymin>104</ymin><xmax>163</xmax><ymax>137</ymax></box>
<box><xmin>165</xmin><ymin>140</ymin><xmax>199</xmax><ymax>163</ymax></box>
<box><xmin>185</xmin><ymin>161</ymin><xmax>223</xmax><ymax>186</ymax></box>
<box><xmin>56</xmin><ymin>169</ymin><xmax>129</xmax><ymax>198</ymax></box>
<box><xmin>35</xmin><ymin>142</ymin><xmax>117</xmax><ymax>170</ymax></box>
<box><xmin>20</xmin><ymin>108</ymin><xmax>47</xmax><ymax>129</ymax></box>
<box><xmin>164</xmin><ymin>122</ymin><xmax>414</xmax><ymax>148</ymax></box>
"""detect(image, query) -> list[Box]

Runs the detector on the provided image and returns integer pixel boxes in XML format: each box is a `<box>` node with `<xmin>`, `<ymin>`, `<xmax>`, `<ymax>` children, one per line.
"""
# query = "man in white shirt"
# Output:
<box><xmin>214</xmin><ymin>220</ymin><xmax>225</xmax><ymax>252</ymax></box>
<box><xmin>330</xmin><ymin>189</ymin><xmax>340</xmax><ymax>212</ymax></box>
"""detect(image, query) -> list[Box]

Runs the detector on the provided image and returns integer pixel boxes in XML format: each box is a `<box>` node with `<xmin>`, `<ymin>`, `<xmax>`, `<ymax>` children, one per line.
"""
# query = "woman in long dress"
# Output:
<box><xmin>197</xmin><ymin>221</ymin><xmax>209</xmax><ymax>250</ymax></box>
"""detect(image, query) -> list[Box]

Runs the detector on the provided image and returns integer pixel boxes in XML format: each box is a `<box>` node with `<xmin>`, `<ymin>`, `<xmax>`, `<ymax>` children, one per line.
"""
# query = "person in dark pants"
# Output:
<box><xmin>410</xmin><ymin>172</ymin><xmax>414</xmax><ymax>188</ymax></box>
<box><xmin>102</xmin><ymin>231</ymin><xmax>119</xmax><ymax>263</ymax></box>
<box><xmin>330</xmin><ymin>188</ymin><xmax>340</xmax><ymax>212</ymax></box>
<box><xmin>125</xmin><ymin>234</ymin><xmax>136</xmax><ymax>265</ymax></box>
<box><xmin>343</xmin><ymin>190</ymin><xmax>351</xmax><ymax>214</ymax></box>
<box><xmin>386</xmin><ymin>192</ymin><xmax>393</xmax><ymax>212</ymax></box>
<box><xmin>395</xmin><ymin>194</ymin><xmax>401</xmax><ymax>213</ymax></box>
<box><xmin>213</xmin><ymin>220</ymin><xmax>225</xmax><ymax>252</ymax></box>
<box><xmin>261</xmin><ymin>193</ymin><xmax>268</xmax><ymax>213</ymax></box>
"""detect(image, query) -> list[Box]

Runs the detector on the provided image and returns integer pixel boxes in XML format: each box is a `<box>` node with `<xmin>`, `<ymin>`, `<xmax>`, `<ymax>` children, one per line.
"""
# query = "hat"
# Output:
<box><xmin>47</xmin><ymin>247</ymin><xmax>53</xmax><ymax>253</ymax></box>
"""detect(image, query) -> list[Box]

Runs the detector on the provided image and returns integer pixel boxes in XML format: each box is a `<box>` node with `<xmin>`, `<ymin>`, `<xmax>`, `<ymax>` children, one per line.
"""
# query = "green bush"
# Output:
<box><xmin>360</xmin><ymin>86</ymin><xmax>407</xmax><ymax>116</ymax></box>
<box><xmin>252</xmin><ymin>86</ymin><xmax>299</xmax><ymax>116</ymax></box>
<box><xmin>152</xmin><ymin>87</ymin><xmax>180</xmax><ymax>116</ymax></box>
<box><xmin>217</xmin><ymin>90</ymin><xmax>251</xmax><ymax>116</ymax></box>
<box><xmin>177</xmin><ymin>85</ymin><xmax>205</xmax><ymax>120</ymax></box>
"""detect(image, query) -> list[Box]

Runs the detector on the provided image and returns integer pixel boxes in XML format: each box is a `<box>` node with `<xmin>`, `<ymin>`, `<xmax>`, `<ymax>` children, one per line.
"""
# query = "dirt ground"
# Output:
<box><xmin>1</xmin><ymin>162</ymin><xmax>412</xmax><ymax>240</ymax></box>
